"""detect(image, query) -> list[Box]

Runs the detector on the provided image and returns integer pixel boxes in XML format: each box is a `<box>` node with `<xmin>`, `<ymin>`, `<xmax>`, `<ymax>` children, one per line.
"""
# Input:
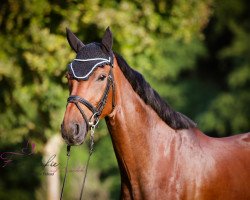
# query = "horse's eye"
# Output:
<box><xmin>97</xmin><ymin>74</ymin><xmax>107</xmax><ymax>81</ymax></box>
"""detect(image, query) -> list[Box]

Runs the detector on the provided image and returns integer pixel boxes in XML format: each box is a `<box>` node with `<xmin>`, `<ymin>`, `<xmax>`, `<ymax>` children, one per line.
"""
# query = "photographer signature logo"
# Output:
<box><xmin>0</xmin><ymin>141</ymin><xmax>84</xmax><ymax>175</ymax></box>
<box><xmin>0</xmin><ymin>141</ymin><xmax>36</xmax><ymax>167</ymax></box>
<box><xmin>43</xmin><ymin>154</ymin><xmax>85</xmax><ymax>176</ymax></box>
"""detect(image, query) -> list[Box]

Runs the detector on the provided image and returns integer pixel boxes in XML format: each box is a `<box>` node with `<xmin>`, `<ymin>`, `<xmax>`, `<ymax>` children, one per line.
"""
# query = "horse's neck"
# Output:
<box><xmin>106</xmin><ymin>65</ymin><xmax>186</xmax><ymax>198</ymax></box>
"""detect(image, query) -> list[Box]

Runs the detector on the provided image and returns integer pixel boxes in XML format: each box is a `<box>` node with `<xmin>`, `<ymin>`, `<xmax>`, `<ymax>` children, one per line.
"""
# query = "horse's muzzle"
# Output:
<box><xmin>61</xmin><ymin>121</ymin><xmax>87</xmax><ymax>145</ymax></box>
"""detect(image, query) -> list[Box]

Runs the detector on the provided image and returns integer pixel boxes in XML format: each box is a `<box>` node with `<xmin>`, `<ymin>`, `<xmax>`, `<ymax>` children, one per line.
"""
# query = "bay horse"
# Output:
<box><xmin>61</xmin><ymin>27</ymin><xmax>250</xmax><ymax>200</ymax></box>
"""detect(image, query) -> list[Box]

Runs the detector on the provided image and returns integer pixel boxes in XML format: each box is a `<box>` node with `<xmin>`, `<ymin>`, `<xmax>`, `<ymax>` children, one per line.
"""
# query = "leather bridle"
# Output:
<box><xmin>67</xmin><ymin>67</ymin><xmax>115</xmax><ymax>131</ymax></box>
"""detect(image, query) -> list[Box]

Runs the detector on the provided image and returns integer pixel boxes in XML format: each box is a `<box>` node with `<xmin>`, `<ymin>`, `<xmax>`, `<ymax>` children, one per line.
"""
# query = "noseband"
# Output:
<box><xmin>67</xmin><ymin>67</ymin><xmax>115</xmax><ymax>130</ymax></box>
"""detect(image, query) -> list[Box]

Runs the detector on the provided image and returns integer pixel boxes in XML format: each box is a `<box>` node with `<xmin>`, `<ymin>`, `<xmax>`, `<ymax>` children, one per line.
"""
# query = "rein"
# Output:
<box><xmin>60</xmin><ymin>65</ymin><xmax>115</xmax><ymax>200</ymax></box>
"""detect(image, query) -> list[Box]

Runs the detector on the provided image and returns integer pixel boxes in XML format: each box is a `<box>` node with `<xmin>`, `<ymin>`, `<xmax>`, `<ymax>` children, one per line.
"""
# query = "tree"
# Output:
<box><xmin>196</xmin><ymin>0</ymin><xmax>250</xmax><ymax>136</ymax></box>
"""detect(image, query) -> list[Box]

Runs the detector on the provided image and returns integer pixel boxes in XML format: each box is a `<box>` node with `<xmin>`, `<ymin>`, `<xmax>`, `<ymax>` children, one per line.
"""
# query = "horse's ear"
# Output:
<box><xmin>66</xmin><ymin>28</ymin><xmax>85</xmax><ymax>53</ymax></box>
<box><xmin>101</xmin><ymin>27</ymin><xmax>113</xmax><ymax>52</ymax></box>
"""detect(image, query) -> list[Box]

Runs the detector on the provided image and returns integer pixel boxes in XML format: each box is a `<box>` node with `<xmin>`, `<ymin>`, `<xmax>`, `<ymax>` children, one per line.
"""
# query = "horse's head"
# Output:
<box><xmin>61</xmin><ymin>27</ymin><xmax>115</xmax><ymax>145</ymax></box>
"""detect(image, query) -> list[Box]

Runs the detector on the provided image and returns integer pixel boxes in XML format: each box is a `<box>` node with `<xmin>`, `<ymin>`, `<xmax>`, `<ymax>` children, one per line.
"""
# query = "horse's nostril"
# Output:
<box><xmin>75</xmin><ymin>123</ymin><xmax>80</xmax><ymax>135</ymax></box>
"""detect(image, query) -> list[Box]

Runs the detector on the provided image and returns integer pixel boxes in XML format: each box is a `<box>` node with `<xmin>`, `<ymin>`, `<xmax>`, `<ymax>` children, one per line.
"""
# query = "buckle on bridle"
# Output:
<box><xmin>88</xmin><ymin>112</ymin><xmax>100</xmax><ymax>129</ymax></box>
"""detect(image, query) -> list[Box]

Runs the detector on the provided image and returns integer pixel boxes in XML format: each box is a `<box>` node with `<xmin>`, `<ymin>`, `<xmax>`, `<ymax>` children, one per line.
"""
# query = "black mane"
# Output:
<box><xmin>115</xmin><ymin>53</ymin><xmax>197</xmax><ymax>130</ymax></box>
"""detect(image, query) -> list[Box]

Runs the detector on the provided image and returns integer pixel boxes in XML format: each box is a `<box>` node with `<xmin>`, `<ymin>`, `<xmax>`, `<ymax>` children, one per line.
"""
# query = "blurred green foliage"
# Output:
<box><xmin>0</xmin><ymin>0</ymin><xmax>249</xmax><ymax>199</ymax></box>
